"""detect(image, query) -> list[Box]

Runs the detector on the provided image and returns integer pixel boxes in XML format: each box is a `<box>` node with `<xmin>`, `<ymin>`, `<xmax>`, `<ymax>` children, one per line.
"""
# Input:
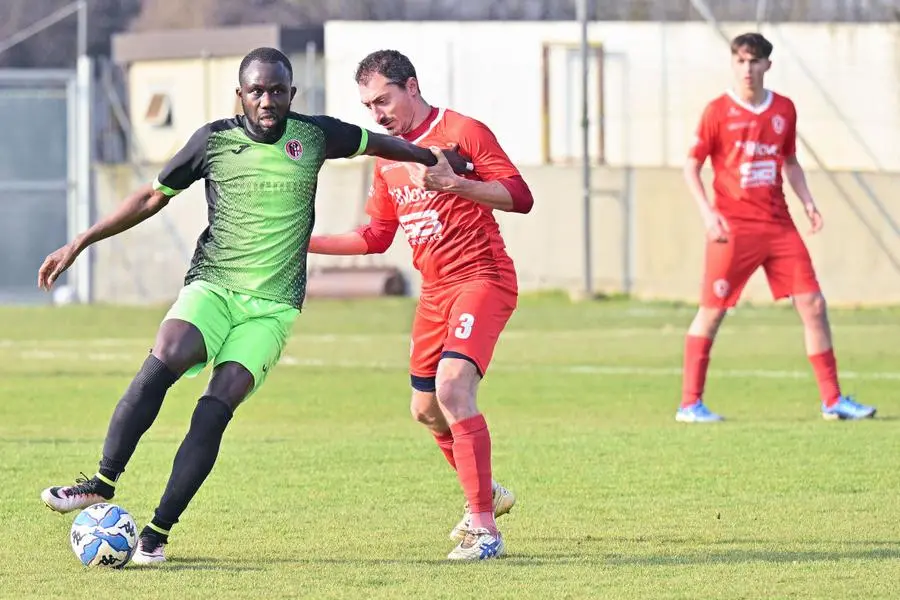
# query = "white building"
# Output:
<box><xmin>325</xmin><ymin>21</ymin><xmax>900</xmax><ymax>171</ymax></box>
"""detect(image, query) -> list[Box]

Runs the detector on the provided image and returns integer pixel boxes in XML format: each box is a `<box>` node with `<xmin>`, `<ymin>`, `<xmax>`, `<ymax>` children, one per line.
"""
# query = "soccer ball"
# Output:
<box><xmin>70</xmin><ymin>503</ymin><xmax>138</xmax><ymax>568</ymax></box>
<box><xmin>51</xmin><ymin>285</ymin><xmax>78</xmax><ymax>306</ymax></box>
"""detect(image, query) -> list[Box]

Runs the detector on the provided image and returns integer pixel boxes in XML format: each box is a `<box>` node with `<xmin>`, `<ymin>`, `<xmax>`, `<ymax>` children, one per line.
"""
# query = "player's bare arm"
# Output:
<box><xmin>308</xmin><ymin>217</ymin><xmax>398</xmax><ymax>256</ymax></box>
<box><xmin>684</xmin><ymin>157</ymin><xmax>729</xmax><ymax>243</ymax></box>
<box><xmin>409</xmin><ymin>147</ymin><xmax>532</xmax><ymax>213</ymax></box>
<box><xmin>783</xmin><ymin>155</ymin><xmax>823</xmax><ymax>233</ymax></box>
<box><xmin>307</xmin><ymin>231</ymin><xmax>368</xmax><ymax>255</ymax></box>
<box><xmin>363</xmin><ymin>131</ymin><xmax>472</xmax><ymax>175</ymax></box>
<box><xmin>38</xmin><ymin>184</ymin><xmax>171</xmax><ymax>290</ymax></box>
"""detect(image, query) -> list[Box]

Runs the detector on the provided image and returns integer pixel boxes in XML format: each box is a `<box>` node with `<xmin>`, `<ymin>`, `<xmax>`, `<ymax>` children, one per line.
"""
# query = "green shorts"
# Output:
<box><xmin>162</xmin><ymin>280</ymin><xmax>300</xmax><ymax>394</ymax></box>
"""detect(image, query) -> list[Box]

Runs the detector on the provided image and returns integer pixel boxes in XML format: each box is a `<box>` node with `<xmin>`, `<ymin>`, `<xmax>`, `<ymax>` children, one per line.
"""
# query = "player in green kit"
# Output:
<box><xmin>37</xmin><ymin>47</ymin><xmax>473</xmax><ymax>564</ymax></box>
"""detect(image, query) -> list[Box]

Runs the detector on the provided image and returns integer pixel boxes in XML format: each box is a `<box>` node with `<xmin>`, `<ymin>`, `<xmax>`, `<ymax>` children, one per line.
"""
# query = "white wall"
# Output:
<box><xmin>127</xmin><ymin>53</ymin><xmax>321</xmax><ymax>164</ymax></box>
<box><xmin>128</xmin><ymin>57</ymin><xmax>240</xmax><ymax>163</ymax></box>
<box><xmin>93</xmin><ymin>162</ymin><xmax>900</xmax><ymax>307</ymax></box>
<box><xmin>324</xmin><ymin>21</ymin><xmax>900</xmax><ymax>171</ymax></box>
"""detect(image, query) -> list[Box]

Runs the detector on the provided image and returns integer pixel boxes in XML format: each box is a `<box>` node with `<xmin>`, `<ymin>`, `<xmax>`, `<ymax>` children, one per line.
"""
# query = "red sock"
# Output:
<box><xmin>682</xmin><ymin>335</ymin><xmax>714</xmax><ymax>408</ymax></box>
<box><xmin>450</xmin><ymin>414</ymin><xmax>494</xmax><ymax>516</ymax></box>
<box><xmin>432</xmin><ymin>431</ymin><xmax>456</xmax><ymax>470</ymax></box>
<box><xmin>809</xmin><ymin>349</ymin><xmax>841</xmax><ymax>407</ymax></box>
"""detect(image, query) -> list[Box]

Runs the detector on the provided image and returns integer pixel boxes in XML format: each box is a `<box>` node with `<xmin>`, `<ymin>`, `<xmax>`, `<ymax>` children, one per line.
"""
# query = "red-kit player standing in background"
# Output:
<box><xmin>677</xmin><ymin>33</ymin><xmax>876</xmax><ymax>423</ymax></box>
<box><xmin>308</xmin><ymin>50</ymin><xmax>534</xmax><ymax>560</ymax></box>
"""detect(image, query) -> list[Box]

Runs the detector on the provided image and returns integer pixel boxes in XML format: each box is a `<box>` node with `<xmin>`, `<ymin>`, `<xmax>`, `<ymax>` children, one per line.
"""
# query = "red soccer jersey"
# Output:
<box><xmin>688</xmin><ymin>90</ymin><xmax>798</xmax><ymax>224</ymax></box>
<box><xmin>366</xmin><ymin>107</ymin><xmax>519</xmax><ymax>289</ymax></box>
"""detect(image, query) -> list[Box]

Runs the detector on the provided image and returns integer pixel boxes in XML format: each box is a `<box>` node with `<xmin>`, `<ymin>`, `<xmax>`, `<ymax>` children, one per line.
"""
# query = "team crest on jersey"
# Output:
<box><xmin>713</xmin><ymin>279</ymin><xmax>730</xmax><ymax>299</ymax></box>
<box><xmin>285</xmin><ymin>139</ymin><xmax>303</xmax><ymax>160</ymax></box>
<box><xmin>771</xmin><ymin>115</ymin><xmax>785</xmax><ymax>135</ymax></box>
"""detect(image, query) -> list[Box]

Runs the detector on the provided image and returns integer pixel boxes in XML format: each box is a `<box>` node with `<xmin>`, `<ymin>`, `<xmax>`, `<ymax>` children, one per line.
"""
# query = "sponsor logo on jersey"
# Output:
<box><xmin>739</xmin><ymin>159</ymin><xmax>778</xmax><ymax>189</ymax></box>
<box><xmin>389</xmin><ymin>185</ymin><xmax>438</xmax><ymax>206</ymax></box>
<box><xmin>734</xmin><ymin>140</ymin><xmax>779</xmax><ymax>157</ymax></box>
<box><xmin>399</xmin><ymin>210</ymin><xmax>443</xmax><ymax>245</ymax></box>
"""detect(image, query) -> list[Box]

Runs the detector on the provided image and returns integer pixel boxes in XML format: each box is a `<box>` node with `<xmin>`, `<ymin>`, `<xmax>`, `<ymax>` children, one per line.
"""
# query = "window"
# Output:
<box><xmin>144</xmin><ymin>93</ymin><xmax>171</xmax><ymax>127</ymax></box>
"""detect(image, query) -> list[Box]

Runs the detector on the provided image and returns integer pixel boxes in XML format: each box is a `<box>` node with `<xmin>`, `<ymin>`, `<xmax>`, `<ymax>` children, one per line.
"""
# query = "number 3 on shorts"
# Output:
<box><xmin>455</xmin><ymin>313</ymin><xmax>475</xmax><ymax>340</ymax></box>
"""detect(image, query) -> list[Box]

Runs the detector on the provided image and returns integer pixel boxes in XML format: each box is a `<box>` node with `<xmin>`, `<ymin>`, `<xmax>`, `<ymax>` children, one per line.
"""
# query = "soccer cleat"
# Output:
<box><xmin>449</xmin><ymin>481</ymin><xmax>516</xmax><ymax>542</ymax></box>
<box><xmin>676</xmin><ymin>400</ymin><xmax>724</xmax><ymax>423</ymax></box>
<box><xmin>41</xmin><ymin>474</ymin><xmax>114</xmax><ymax>514</ymax></box>
<box><xmin>822</xmin><ymin>396</ymin><xmax>876</xmax><ymax>421</ymax></box>
<box><xmin>447</xmin><ymin>527</ymin><xmax>505</xmax><ymax>561</ymax></box>
<box><xmin>131</xmin><ymin>532</ymin><xmax>167</xmax><ymax>565</ymax></box>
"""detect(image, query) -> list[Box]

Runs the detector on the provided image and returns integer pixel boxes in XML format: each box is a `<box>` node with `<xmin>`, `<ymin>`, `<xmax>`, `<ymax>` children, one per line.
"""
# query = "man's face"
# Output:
<box><xmin>237</xmin><ymin>61</ymin><xmax>296</xmax><ymax>136</ymax></box>
<box><xmin>358</xmin><ymin>72</ymin><xmax>419</xmax><ymax>136</ymax></box>
<box><xmin>731</xmin><ymin>46</ymin><xmax>771</xmax><ymax>93</ymax></box>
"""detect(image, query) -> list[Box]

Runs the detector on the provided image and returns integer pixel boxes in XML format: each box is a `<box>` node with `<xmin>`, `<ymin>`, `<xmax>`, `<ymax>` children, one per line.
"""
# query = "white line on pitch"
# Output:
<box><xmin>3</xmin><ymin>322</ymin><xmax>896</xmax><ymax>348</ymax></box>
<box><xmin>276</xmin><ymin>356</ymin><xmax>900</xmax><ymax>381</ymax></box>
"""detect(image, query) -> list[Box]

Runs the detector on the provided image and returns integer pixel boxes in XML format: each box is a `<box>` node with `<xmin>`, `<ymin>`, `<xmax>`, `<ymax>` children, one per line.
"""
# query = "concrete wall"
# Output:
<box><xmin>324</xmin><ymin>21</ymin><xmax>900</xmax><ymax>170</ymax></box>
<box><xmin>92</xmin><ymin>161</ymin><xmax>900</xmax><ymax>307</ymax></box>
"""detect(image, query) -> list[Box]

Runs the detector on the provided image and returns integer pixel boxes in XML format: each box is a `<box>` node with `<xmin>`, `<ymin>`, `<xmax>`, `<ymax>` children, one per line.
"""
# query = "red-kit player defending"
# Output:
<box><xmin>677</xmin><ymin>33</ymin><xmax>876</xmax><ymax>423</ymax></box>
<box><xmin>309</xmin><ymin>50</ymin><xmax>533</xmax><ymax>560</ymax></box>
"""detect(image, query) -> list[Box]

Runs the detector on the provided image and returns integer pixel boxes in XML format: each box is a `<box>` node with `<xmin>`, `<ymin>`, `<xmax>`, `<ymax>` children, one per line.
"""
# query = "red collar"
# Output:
<box><xmin>401</xmin><ymin>106</ymin><xmax>439</xmax><ymax>141</ymax></box>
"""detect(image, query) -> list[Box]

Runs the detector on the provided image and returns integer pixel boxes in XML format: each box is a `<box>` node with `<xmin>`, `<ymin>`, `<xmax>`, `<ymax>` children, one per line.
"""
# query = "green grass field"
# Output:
<box><xmin>1</xmin><ymin>295</ymin><xmax>898</xmax><ymax>599</ymax></box>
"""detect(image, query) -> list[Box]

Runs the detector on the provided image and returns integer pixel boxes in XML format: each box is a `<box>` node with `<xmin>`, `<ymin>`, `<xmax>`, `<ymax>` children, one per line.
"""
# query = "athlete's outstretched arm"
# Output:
<box><xmin>38</xmin><ymin>121</ymin><xmax>210</xmax><ymax>290</ymax></box>
<box><xmin>411</xmin><ymin>148</ymin><xmax>533</xmax><ymax>213</ymax></box>
<box><xmin>308</xmin><ymin>217</ymin><xmax>399</xmax><ymax>256</ymax></box>
<box><xmin>407</xmin><ymin>121</ymin><xmax>534</xmax><ymax>213</ymax></box>
<box><xmin>317</xmin><ymin>116</ymin><xmax>471</xmax><ymax>173</ymax></box>
<box><xmin>38</xmin><ymin>184</ymin><xmax>171</xmax><ymax>290</ymax></box>
<box><xmin>363</xmin><ymin>131</ymin><xmax>473</xmax><ymax>175</ymax></box>
<box><xmin>307</xmin><ymin>231</ymin><xmax>367</xmax><ymax>255</ymax></box>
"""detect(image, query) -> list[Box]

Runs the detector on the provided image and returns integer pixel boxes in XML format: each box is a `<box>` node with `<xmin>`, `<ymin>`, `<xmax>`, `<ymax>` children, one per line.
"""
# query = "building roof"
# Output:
<box><xmin>111</xmin><ymin>24</ymin><xmax>324</xmax><ymax>64</ymax></box>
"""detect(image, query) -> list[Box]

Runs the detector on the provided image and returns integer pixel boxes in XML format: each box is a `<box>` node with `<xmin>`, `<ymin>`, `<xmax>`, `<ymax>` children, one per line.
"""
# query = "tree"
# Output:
<box><xmin>0</xmin><ymin>0</ymin><xmax>141</xmax><ymax>68</ymax></box>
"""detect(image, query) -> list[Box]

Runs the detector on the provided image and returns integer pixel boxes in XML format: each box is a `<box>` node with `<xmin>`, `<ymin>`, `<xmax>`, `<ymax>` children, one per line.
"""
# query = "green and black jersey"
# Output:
<box><xmin>153</xmin><ymin>112</ymin><xmax>369</xmax><ymax>309</ymax></box>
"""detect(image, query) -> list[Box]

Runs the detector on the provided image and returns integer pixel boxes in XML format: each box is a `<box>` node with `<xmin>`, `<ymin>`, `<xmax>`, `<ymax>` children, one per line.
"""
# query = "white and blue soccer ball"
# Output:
<box><xmin>70</xmin><ymin>503</ymin><xmax>138</xmax><ymax>568</ymax></box>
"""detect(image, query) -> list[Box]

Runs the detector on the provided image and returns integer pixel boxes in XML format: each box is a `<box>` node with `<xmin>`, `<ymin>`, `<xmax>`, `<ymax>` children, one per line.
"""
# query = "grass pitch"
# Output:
<box><xmin>1</xmin><ymin>295</ymin><xmax>897</xmax><ymax>599</ymax></box>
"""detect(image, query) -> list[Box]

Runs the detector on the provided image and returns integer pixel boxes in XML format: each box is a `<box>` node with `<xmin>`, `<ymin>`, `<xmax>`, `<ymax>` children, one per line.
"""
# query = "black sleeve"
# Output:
<box><xmin>310</xmin><ymin>115</ymin><xmax>367</xmax><ymax>160</ymax></box>
<box><xmin>153</xmin><ymin>124</ymin><xmax>211</xmax><ymax>196</ymax></box>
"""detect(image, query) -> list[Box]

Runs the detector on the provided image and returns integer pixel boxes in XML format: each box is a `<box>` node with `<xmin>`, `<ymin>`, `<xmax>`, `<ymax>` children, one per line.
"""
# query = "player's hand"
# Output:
<box><xmin>37</xmin><ymin>242</ymin><xmax>80</xmax><ymax>291</ymax></box>
<box><xmin>438</xmin><ymin>145</ymin><xmax>473</xmax><ymax>176</ymax></box>
<box><xmin>703</xmin><ymin>210</ymin><xmax>730</xmax><ymax>243</ymax></box>
<box><xmin>805</xmin><ymin>203</ymin><xmax>824</xmax><ymax>234</ymax></box>
<box><xmin>409</xmin><ymin>147</ymin><xmax>465</xmax><ymax>192</ymax></box>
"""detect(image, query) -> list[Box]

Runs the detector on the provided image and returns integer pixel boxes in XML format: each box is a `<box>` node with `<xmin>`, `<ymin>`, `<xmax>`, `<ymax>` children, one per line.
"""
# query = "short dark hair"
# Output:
<box><xmin>355</xmin><ymin>49</ymin><xmax>418</xmax><ymax>89</ymax></box>
<box><xmin>239</xmin><ymin>47</ymin><xmax>293</xmax><ymax>83</ymax></box>
<box><xmin>730</xmin><ymin>33</ymin><xmax>773</xmax><ymax>59</ymax></box>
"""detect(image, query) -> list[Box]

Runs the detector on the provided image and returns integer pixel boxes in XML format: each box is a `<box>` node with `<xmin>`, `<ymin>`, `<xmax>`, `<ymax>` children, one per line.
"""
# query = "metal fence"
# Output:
<box><xmin>0</xmin><ymin>69</ymin><xmax>76</xmax><ymax>304</ymax></box>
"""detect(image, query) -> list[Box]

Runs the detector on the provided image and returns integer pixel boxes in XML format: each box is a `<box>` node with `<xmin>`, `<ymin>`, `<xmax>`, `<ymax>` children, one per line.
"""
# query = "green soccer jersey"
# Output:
<box><xmin>153</xmin><ymin>113</ymin><xmax>369</xmax><ymax>309</ymax></box>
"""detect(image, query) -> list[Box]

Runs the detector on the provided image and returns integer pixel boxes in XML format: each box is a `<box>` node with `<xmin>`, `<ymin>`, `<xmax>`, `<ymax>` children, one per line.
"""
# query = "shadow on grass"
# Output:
<box><xmin>507</xmin><ymin>535</ymin><xmax>900</xmax><ymax>566</ymax></box>
<box><xmin>141</xmin><ymin>555</ymin><xmax>448</xmax><ymax>572</ymax></box>
<box><xmin>132</xmin><ymin>556</ymin><xmax>265</xmax><ymax>572</ymax></box>
<box><xmin>127</xmin><ymin>539</ymin><xmax>900</xmax><ymax>571</ymax></box>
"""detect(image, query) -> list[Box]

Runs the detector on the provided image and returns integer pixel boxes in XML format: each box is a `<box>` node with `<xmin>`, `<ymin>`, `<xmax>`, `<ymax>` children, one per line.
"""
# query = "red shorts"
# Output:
<box><xmin>701</xmin><ymin>223</ymin><xmax>820</xmax><ymax>308</ymax></box>
<box><xmin>409</xmin><ymin>278</ymin><xmax>517</xmax><ymax>387</ymax></box>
